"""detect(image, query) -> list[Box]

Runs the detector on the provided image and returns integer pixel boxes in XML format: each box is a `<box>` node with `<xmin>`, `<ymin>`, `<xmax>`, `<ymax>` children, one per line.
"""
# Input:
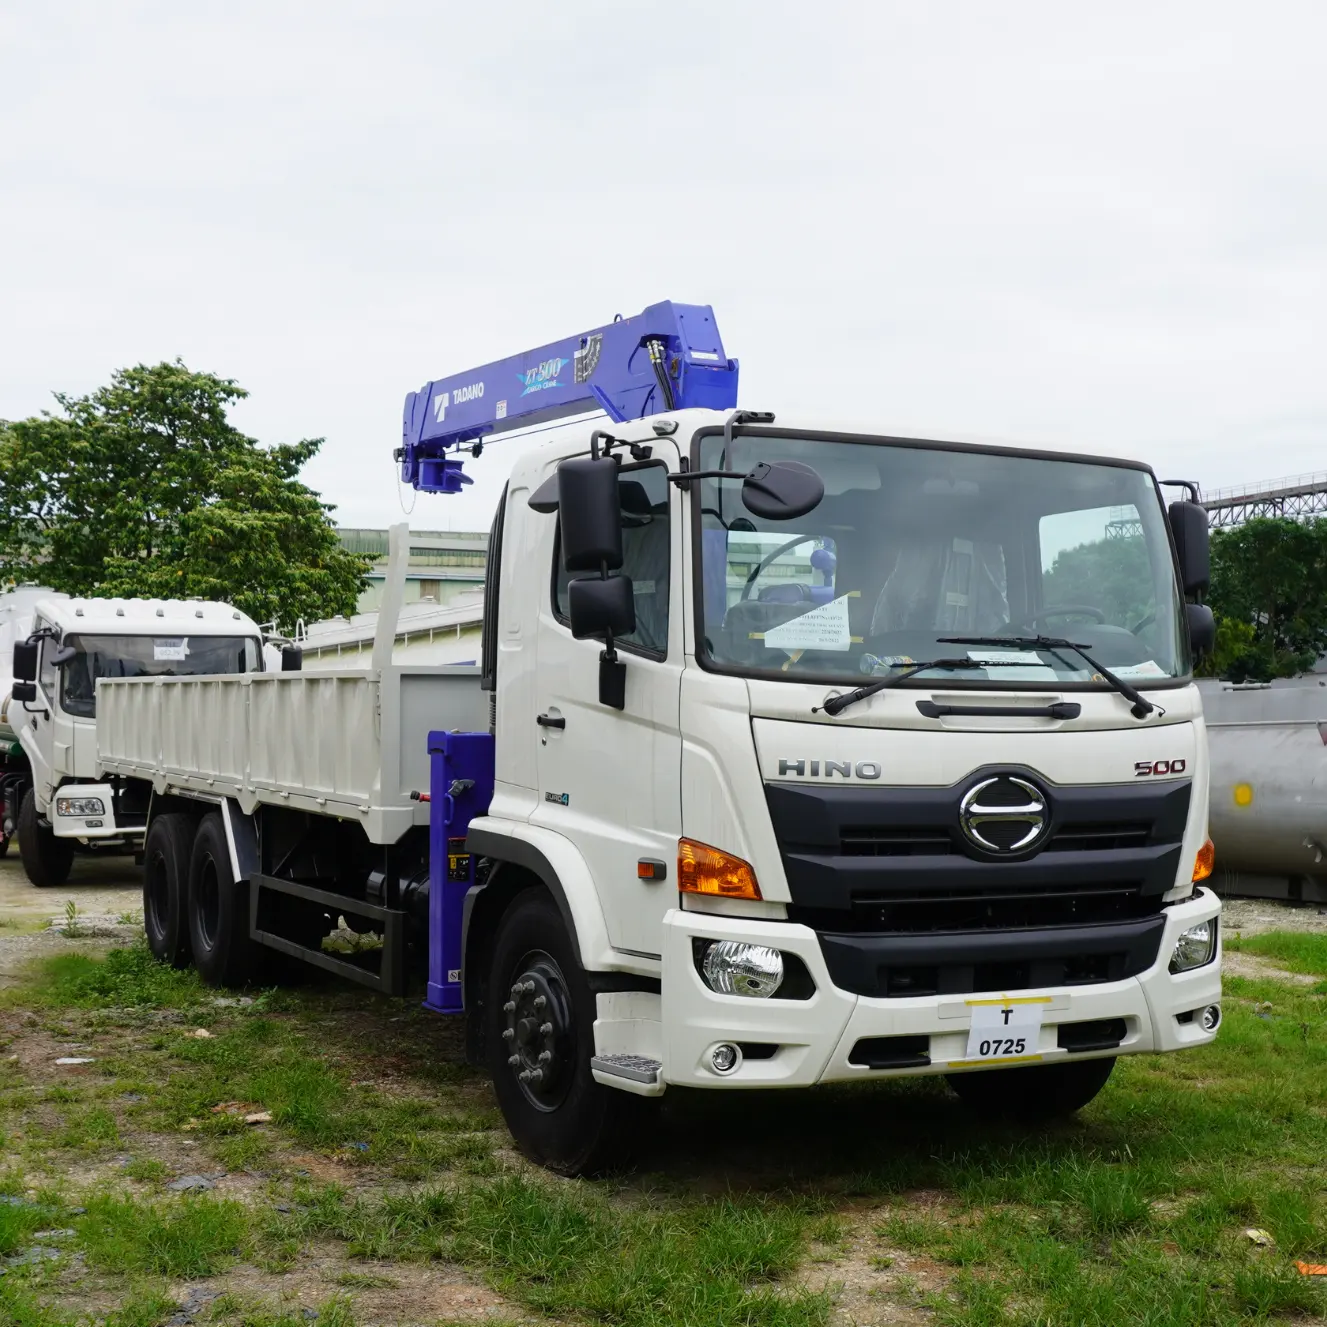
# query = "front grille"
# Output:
<box><xmin>841</xmin><ymin>827</ymin><xmax>953</xmax><ymax>857</ymax></box>
<box><xmin>791</xmin><ymin>882</ymin><xmax>1163</xmax><ymax>935</ymax></box>
<box><xmin>839</xmin><ymin>821</ymin><xmax>1153</xmax><ymax>858</ymax></box>
<box><xmin>816</xmin><ymin>915</ymin><xmax>1167</xmax><ymax>998</ymax></box>
<box><xmin>1048</xmin><ymin>823</ymin><xmax>1151</xmax><ymax>853</ymax></box>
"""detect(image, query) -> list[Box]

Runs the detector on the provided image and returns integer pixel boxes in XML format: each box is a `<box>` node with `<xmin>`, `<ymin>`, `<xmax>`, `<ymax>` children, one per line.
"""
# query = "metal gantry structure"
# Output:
<box><xmin>1201</xmin><ymin>472</ymin><xmax>1327</xmax><ymax>529</ymax></box>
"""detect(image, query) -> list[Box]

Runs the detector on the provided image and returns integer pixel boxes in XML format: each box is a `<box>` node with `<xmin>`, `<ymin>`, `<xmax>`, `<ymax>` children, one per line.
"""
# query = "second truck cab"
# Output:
<box><xmin>9</xmin><ymin>596</ymin><xmax>263</xmax><ymax>885</ymax></box>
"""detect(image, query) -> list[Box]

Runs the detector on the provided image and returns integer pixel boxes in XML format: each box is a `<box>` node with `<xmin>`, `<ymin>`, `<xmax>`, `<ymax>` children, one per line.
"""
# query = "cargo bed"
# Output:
<box><xmin>96</xmin><ymin>665</ymin><xmax>486</xmax><ymax>844</ymax></box>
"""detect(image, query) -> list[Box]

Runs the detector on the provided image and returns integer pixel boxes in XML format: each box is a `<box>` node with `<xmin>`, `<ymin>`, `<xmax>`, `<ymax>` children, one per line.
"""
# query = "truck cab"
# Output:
<box><xmin>8</xmin><ymin>596</ymin><xmax>263</xmax><ymax>885</ymax></box>
<box><xmin>457</xmin><ymin>404</ymin><xmax>1222</xmax><ymax>1170</ymax></box>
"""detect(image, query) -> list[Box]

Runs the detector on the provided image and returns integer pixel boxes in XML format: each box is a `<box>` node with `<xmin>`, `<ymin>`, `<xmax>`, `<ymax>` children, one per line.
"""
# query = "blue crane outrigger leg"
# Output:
<box><xmin>398</xmin><ymin>299</ymin><xmax>738</xmax><ymax>495</ymax></box>
<box><xmin>413</xmin><ymin>301</ymin><xmax>737</xmax><ymax>1015</ymax></box>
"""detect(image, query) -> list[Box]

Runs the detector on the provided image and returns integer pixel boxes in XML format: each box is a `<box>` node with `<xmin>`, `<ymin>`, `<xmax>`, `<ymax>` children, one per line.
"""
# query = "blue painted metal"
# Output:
<box><xmin>425</xmin><ymin>730</ymin><xmax>495</xmax><ymax>1014</ymax></box>
<box><xmin>400</xmin><ymin>301</ymin><xmax>738</xmax><ymax>493</ymax></box>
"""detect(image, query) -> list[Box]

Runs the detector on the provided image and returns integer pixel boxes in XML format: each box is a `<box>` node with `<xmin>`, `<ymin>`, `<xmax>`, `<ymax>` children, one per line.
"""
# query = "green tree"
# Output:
<box><xmin>0</xmin><ymin>363</ymin><xmax>369</xmax><ymax>631</ymax></box>
<box><xmin>1205</xmin><ymin>516</ymin><xmax>1327</xmax><ymax>681</ymax></box>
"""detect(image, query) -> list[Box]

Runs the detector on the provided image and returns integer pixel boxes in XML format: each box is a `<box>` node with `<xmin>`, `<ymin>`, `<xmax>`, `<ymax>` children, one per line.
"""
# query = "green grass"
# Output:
<box><xmin>1</xmin><ymin>940</ymin><xmax>1324</xmax><ymax>1326</ymax></box>
<box><xmin>78</xmin><ymin>1193</ymin><xmax>250</xmax><ymax>1277</ymax></box>
<box><xmin>269</xmin><ymin>1174</ymin><xmax>827</xmax><ymax>1327</ymax></box>
<box><xmin>16</xmin><ymin>944</ymin><xmax>208</xmax><ymax>1009</ymax></box>
<box><xmin>1228</xmin><ymin>928</ymin><xmax>1327</xmax><ymax>985</ymax></box>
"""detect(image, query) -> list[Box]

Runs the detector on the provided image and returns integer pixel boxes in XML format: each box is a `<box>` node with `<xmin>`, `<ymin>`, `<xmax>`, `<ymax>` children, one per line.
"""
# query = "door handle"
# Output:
<box><xmin>536</xmin><ymin>714</ymin><xmax>566</xmax><ymax>730</ymax></box>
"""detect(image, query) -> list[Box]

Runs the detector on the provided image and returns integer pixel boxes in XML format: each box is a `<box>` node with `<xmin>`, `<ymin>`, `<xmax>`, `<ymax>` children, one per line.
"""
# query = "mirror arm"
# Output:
<box><xmin>668</xmin><ymin>467</ymin><xmax>743</xmax><ymax>492</ymax></box>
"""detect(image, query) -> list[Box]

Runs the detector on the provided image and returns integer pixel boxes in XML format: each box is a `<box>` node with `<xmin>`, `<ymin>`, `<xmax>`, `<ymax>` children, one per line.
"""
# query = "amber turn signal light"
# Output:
<box><xmin>1192</xmin><ymin>838</ymin><xmax>1215</xmax><ymax>883</ymax></box>
<box><xmin>678</xmin><ymin>839</ymin><xmax>762</xmax><ymax>900</ymax></box>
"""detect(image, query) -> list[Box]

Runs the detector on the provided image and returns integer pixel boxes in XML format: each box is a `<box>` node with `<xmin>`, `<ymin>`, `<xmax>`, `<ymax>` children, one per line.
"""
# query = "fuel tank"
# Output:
<box><xmin>1198</xmin><ymin>676</ymin><xmax>1327</xmax><ymax>903</ymax></box>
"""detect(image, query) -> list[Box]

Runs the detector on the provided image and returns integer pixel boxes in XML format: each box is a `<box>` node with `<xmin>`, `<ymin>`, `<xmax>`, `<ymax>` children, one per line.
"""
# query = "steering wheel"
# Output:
<box><xmin>1015</xmin><ymin>606</ymin><xmax>1107</xmax><ymax>630</ymax></box>
<box><xmin>740</xmin><ymin>536</ymin><xmax>817</xmax><ymax>602</ymax></box>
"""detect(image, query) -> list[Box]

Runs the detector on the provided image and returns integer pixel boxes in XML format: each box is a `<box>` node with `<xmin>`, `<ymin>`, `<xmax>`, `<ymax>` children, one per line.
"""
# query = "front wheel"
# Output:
<box><xmin>486</xmin><ymin>889</ymin><xmax>643</xmax><ymax>1176</ymax></box>
<box><xmin>17</xmin><ymin>789</ymin><xmax>74</xmax><ymax>887</ymax></box>
<box><xmin>946</xmin><ymin>1056</ymin><xmax>1116</xmax><ymax>1120</ymax></box>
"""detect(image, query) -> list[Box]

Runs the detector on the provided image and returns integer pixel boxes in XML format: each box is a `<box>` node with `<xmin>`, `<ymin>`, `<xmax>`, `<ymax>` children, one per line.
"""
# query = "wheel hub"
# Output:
<box><xmin>501</xmin><ymin>952</ymin><xmax>573</xmax><ymax>1110</ymax></box>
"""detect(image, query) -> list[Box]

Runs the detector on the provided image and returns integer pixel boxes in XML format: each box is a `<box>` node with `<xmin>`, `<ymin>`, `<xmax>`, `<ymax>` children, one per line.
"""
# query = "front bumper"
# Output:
<box><xmin>657</xmin><ymin>887</ymin><xmax>1222</xmax><ymax>1088</ymax></box>
<box><xmin>48</xmin><ymin>784</ymin><xmax>142</xmax><ymax>843</ymax></box>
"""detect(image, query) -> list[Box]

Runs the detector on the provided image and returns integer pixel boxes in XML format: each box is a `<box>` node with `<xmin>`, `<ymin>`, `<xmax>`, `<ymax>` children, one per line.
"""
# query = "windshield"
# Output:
<box><xmin>696</xmin><ymin>433</ymin><xmax>1188</xmax><ymax>688</ymax></box>
<box><xmin>61</xmin><ymin>634</ymin><xmax>261</xmax><ymax>718</ymax></box>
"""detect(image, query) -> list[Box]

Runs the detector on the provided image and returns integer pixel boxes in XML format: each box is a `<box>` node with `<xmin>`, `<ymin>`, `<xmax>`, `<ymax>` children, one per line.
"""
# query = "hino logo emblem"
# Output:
<box><xmin>959</xmin><ymin>775</ymin><xmax>1049</xmax><ymax>854</ymax></box>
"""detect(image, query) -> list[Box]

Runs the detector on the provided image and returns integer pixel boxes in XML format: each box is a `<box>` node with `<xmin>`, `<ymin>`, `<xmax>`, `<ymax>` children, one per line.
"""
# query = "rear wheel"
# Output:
<box><xmin>187</xmin><ymin>813</ymin><xmax>255</xmax><ymax>987</ymax></box>
<box><xmin>17</xmin><ymin>789</ymin><xmax>73</xmax><ymax>887</ymax></box>
<box><xmin>486</xmin><ymin>889</ymin><xmax>642</xmax><ymax>1176</ymax></box>
<box><xmin>946</xmin><ymin>1056</ymin><xmax>1116</xmax><ymax>1120</ymax></box>
<box><xmin>142</xmin><ymin>813</ymin><xmax>195</xmax><ymax>967</ymax></box>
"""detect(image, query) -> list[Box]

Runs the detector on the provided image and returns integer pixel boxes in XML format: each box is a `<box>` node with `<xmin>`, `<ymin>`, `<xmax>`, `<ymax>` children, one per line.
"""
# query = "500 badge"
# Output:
<box><xmin>1135</xmin><ymin>758</ymin><xmax>1187</xmax><ymax>777</ymax></box>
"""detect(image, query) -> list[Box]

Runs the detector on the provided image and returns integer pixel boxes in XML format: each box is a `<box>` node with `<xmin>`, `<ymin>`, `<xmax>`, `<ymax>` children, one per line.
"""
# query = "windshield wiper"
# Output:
<box><xmin>815</xmin><ymin>658</ymin><xmax>1034</xmax><ymax>717</ymax></box>
<box><xmin>939</xmin><ymin>635</ymin><xmax>1155</xmax><ymax>719</ymax></box>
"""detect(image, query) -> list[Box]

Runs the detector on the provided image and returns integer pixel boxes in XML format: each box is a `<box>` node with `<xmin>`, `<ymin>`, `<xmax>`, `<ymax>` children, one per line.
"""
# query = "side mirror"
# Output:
<box><xmin>557</xmin><ymin>456</ymin><xmax>623</xmax><ymax>572</ymax></box>
<box><xmin>49</xmin><ymin>644</ymin><xmax>77</xmax><ymax>667</ymax></box>
<box><xmin>12</xmin><ymin>640</ymin><xmax>37</xmax><ymax>682</ymax></box>
<box><xmin>567</xmin><ymin>575</ymin><xmax>635</xmax><ymax>641</ymax></box>
<box><xmin>281</xmin><ymin>645</ymin><xmax>303</xmax><ymax>672</ymax></box>
<box><xmin>11</xmin><ymin>681</ymin><xmax>37</xmax><ymax>703</ymax></box>
<box><xmin>1168</xmin><ymin>501</ymin><xmax>1210</xmax><ymax>596</ymax></box>
<box><xmin>742</xmin><ymin>461</ymin><xmax>824</xmax><ymax>521</ymax></box>
<box><xmin>1186</xmin><ymin>603</ymin><xmax>1216</xmax><ymax>659</ymax></box>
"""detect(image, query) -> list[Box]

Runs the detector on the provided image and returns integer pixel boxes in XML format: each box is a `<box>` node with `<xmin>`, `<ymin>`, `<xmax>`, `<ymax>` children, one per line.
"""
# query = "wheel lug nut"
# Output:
<box><xmin>533</xmin><ymin>995</ymin><xmax>546</xmax><ymax>1010</ymax></box>
<box><xmin>508</xmin><ymin>1055</ymin><xmax>520</xmax><ymax>1067</ymax></box>
<box><xmin>502</xmin><ymin>1000</ymin><xmax>516</xmax><ymax>1013</ymax></box>
<box><xmin>537</xmin><ymin>1050</ymin><xmax>552</xmax><ymax>1064</ymax></box>
<box><xmin>502</xmin><ymin>1028</ymin><xmax>515</xmax><ymax>1041</ymax></box>
<box><xmin>539</xmin><ymin>1022</ymin><xmax>553</xmax><ymax>1036</ymax></box>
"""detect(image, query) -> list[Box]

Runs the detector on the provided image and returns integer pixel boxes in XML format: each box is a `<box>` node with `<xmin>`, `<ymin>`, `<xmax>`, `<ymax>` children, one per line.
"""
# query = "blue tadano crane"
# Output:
<box><xmin>398</xmin><ymin>300</ymin><xmax>739</xmax><ymax>494</ymax></box>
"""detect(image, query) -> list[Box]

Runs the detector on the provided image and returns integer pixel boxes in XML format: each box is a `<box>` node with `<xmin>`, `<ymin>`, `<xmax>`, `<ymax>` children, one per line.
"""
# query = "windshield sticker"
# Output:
<box><xmin>153</xmin><ymin>638</ymin><xmax>189</xmax><ymax>662</ymax></box>
<box><xmin>966</xmin><ymin>648</ymin><xmax>1059</xmax><ymax>682</ymax></box>
<box><xmin>764</xmin><ymin>595</ymin><xmax>852</xmax><ymax>653</ymax></box>
<box><xmin>1111</xmin><ymin>660</ymin><xmax>1167</xmax><ymax>679</ymax></box>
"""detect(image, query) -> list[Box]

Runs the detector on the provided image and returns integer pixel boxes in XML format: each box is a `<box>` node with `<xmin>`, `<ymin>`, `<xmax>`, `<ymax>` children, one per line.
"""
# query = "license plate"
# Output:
<box><xmin>963</xmin><ymin>997</ymin><xmax>1049</xmax><ymax>1063</ymax></box>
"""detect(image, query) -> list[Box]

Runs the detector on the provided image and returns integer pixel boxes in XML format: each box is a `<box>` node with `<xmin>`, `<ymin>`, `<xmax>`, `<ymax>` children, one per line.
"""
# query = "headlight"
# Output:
<box><xmin>1170</xmin><ymin>919</ymin><xmax>1217</xmax><ymax>973</ymax></box>
<box><xmin>701</xmin><ymin>941</ymin><xmax>784</xmax><ymax>998</ymax></box>
<box><xmin>56</xmin><ymin>796</ymin><xmax>105</xmax><ymax>817</ymax></box>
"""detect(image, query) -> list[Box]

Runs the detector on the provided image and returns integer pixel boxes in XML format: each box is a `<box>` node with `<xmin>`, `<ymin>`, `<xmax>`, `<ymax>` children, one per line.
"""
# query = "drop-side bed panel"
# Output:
<box><xmin>96</xmin><ymin>666</ymin><xmax>486</xmax><ymax>844</ymax></box>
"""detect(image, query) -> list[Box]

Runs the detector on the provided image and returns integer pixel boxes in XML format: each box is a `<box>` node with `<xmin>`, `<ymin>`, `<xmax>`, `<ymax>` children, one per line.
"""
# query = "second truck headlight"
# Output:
<box><xmin>56</xmin><ymin>796</ymin><xmax>105</xmax><ymax>817</ymax></box>
<box><xmin>701</xmin><ymin>941</ymin><xmax>784</xmax><ymax>998</ymax></box>
<box><xmin>1170</xmin><ymin>919</ymin><xmax>1217</xmax><ymax>973</ymax></box>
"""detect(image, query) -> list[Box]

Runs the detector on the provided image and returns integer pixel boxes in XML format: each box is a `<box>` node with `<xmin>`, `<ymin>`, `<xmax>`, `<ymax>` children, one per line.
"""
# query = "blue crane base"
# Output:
<box><xmin>425</xmin><ymin>730</ymin><xmax>495</xmax><ymax>1015</ymax></box>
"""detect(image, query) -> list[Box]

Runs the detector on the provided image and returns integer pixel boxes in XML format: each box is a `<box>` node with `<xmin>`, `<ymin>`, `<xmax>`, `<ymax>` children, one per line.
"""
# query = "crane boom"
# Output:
<box><xmin>398</xmin><ymin>300</ymin><xmax>738</xmax><ymax>493</ymax></box>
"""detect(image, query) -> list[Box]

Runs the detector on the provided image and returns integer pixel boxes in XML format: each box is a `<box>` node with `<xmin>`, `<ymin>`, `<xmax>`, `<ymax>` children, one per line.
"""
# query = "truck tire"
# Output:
<box><xmin>143</xmin><ymin>813</ymin><xmax>195</xmax><ymax>968</ymax></box>
<box><xmin>17</xmin><ymin>788</ymin><xmax>74</xmax><ymax>887</ymax></box>
<box><xmin>946</xmin><ymin>1056</ymin><xmax>1116</xmax><ymax>1120</ymax></box>
<box><xmin>187</xmin><ymin>813</ymin><xmax>255</xmax><ymax>987</ymax></box>
<box><xmin>486</xmin><ymin>889</ymin><xmax>641</xmax><ymax>1176</ymax></box>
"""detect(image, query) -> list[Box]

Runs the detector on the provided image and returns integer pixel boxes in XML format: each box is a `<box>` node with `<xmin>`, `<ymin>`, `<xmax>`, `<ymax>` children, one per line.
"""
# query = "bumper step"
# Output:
<box><xmin>591</xmin><ymin>1054</ymin><xmax>662</xmax><ymax>1085</ymax></box>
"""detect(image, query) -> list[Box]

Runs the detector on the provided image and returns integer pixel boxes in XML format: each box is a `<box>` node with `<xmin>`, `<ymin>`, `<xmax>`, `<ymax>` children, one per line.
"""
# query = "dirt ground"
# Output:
<box><xmin>0</xmin><ymin>850</ymin><xmax>143</xmax><ymax>986</ymax></box>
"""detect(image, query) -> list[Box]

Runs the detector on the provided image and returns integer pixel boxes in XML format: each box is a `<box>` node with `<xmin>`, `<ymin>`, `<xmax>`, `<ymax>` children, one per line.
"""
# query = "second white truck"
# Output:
<box><xmin>93</xmin><ymin>303</ymin><xmax>1224</xmax><ymax>1175</ymax></box>
<box><xmin>7</xmin><ymin>595</ymin><xmax>264</xmax><ymax>885</ymax></box>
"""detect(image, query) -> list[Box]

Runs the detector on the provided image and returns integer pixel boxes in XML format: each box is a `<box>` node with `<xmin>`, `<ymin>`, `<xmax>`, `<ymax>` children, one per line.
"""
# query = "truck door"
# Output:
<box><xmin>530</xmin><ymin>450</ymin><xmax>683</xmax><ymax>960</ymax></box>
<box><xmin>18</xmin><ymin>623</ymin><xmax>58</xmax><ymax>804</ymax></box>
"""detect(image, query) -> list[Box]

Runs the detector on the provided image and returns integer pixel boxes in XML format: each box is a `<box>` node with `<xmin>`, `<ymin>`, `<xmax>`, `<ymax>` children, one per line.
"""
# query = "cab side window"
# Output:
<box><xmin>35</xmin><ymin>619</ymin><xmax>59</xmax><ymax>702</ymax></box>
<box><xmin>553</xmin><ymin>463</ymin><xmax>670</xmax><ymax>655</ymax></box>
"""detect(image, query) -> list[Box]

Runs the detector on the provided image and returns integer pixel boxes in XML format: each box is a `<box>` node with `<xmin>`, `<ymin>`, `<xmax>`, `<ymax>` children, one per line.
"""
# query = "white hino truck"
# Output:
<box><xmin>95</xmin><ymin>303</ymin><xmax>1224</xmax><ymax>1175</ymax></box>
<box><xmin>6</xmin><ymin>594</ymin><xmax>264</xmax><ymax>885</ymax></box>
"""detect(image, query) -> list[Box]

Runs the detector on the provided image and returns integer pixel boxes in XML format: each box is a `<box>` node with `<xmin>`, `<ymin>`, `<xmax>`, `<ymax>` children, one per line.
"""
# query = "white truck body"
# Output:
<box><xmin>96</xmin><ymin>407</ymin><xmax>1222</xmax><ymax>1145</ymax></box>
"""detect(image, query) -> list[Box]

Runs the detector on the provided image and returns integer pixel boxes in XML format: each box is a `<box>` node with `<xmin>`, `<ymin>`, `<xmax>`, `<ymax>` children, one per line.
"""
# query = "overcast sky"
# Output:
<box><xmin>3</xmin><ymin>2</ymin><xmax>1324</xmax><ymax>532</ymax></box>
